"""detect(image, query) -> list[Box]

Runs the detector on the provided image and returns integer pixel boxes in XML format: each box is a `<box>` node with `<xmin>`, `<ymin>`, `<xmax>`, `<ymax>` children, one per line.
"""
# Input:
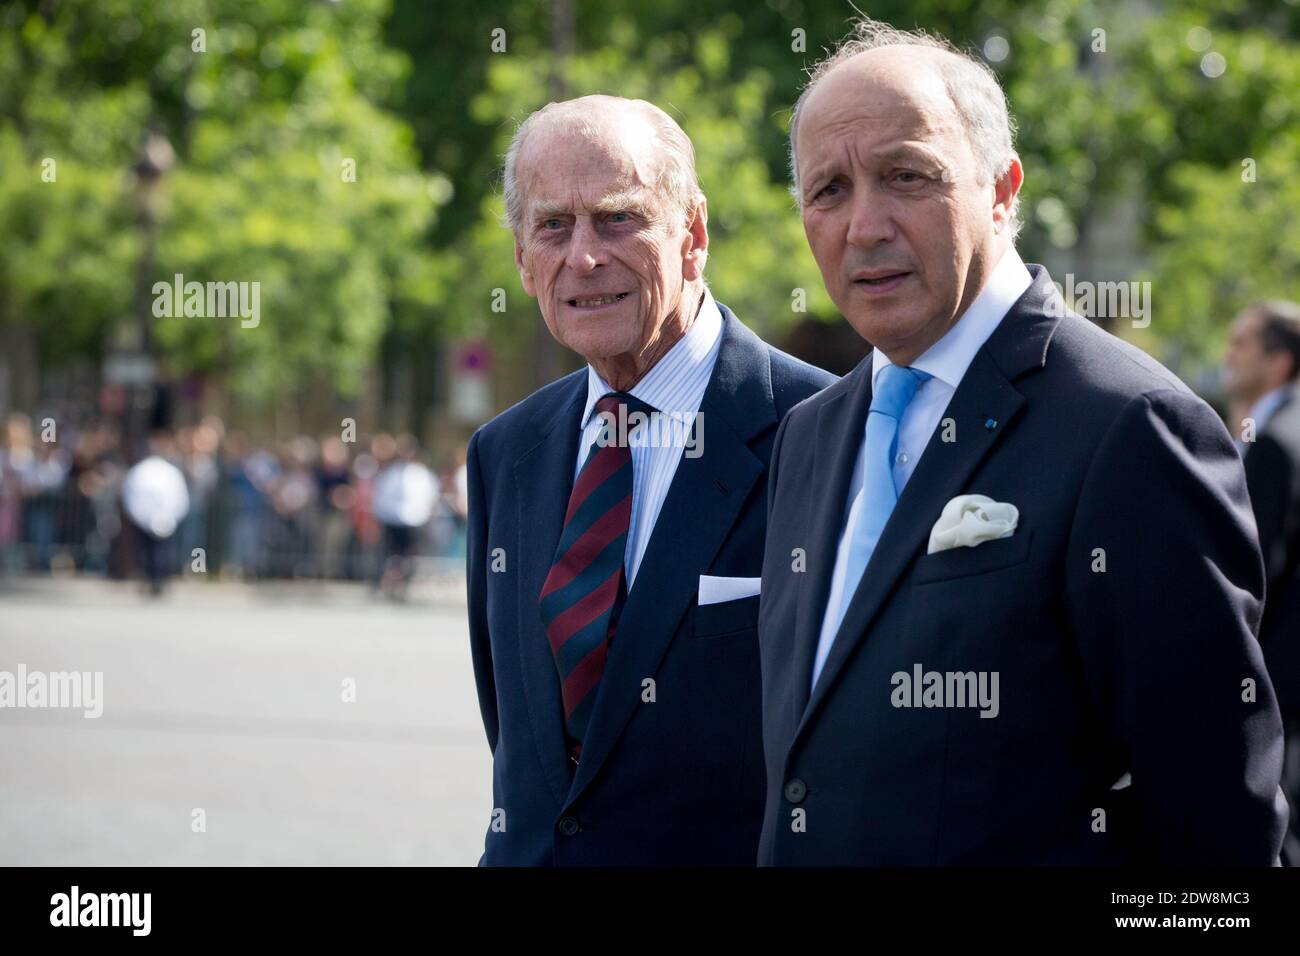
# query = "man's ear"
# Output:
<box><xmin>992</xmin><ymin>156</ymin><xmax>1024</xmax><ymax>234</ymax></box>
<box><xmin>515</xmin><ymin>238</ymin><xmax>537</xmax><ymax>297</ymax></box>
<box><xmin>681</xmin><ymin>197</ymin><xmax>709</xmax><ymax>282</ymax></box>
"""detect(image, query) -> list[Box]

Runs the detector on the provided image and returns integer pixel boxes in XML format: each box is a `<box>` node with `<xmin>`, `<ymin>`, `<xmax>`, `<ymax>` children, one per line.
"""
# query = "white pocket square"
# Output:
<box><xmin>698</xmin><ymin>575</ymin><xmax>761</xmax><ymax>605</ymax></box>
<box><xmin>927</xmin><ymin>494</ymin><xmax>1019</xmax><ymax>554</ymax></box>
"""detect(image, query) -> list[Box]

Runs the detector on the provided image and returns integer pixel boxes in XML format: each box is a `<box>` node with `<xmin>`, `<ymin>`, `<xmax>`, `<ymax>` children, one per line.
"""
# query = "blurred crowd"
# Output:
<box><xmin>0</xmin><ymin>412</ymin><xmax>468</xmax><ymax>597</ymax></box>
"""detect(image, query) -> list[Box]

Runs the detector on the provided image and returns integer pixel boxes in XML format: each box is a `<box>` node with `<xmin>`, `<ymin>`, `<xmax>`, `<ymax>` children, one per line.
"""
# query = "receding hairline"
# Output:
<box><xmin>517</xmin><ymin>103</ymin><xmax>657</xmax><ymax>168</ymax></box>
<box><xmin>794</xmin><ymin>44</ymin><xmax>976</xmax><ymax>150</ymax></box>
<box><xmin>504</xmin><ymin>94</ymin><xmax>703</xmax><ymax>236</ymax></box>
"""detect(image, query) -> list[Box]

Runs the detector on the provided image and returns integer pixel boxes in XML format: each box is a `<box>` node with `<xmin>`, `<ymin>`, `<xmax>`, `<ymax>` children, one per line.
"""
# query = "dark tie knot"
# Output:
<box><xmin>595</xmin><ymin>391</ymin><xmax>657</xmax><ymax>419</ymax></box>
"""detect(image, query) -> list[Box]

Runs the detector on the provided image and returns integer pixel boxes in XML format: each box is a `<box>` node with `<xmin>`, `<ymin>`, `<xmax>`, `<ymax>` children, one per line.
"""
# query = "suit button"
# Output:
<box><xmin>557</xmin><ymin>816</ymin><xmax>581</xmax><ymax>837</ymax></box>
<box><xmin>784</xmin><ymin>779</ymin><xmax>807</xmax><ymax>803</ymax></box>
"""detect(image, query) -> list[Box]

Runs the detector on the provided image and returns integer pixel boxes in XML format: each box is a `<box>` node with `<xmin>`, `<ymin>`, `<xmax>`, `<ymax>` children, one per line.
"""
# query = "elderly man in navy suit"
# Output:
<box><xmin>757</xmin><ymin>19</ymin><xmax>1289</xmax><ymax>865</ymax></box>
<box><xmin>465</xmin><ymin>94</ymin><xmax>834</xmax><ymax>865</ymax></box>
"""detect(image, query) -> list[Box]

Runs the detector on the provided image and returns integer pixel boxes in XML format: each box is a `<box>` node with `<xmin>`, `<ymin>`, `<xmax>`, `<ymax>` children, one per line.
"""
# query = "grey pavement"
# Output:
<box><xmin>0</xmin><ymin>576</ymin><xmax>492</xmax><ymax>865</ymax></box>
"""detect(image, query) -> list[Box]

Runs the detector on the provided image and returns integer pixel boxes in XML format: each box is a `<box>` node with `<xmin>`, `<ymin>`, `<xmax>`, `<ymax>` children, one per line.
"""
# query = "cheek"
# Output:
<box><xmin>523</xmin><ymin>248</ymin><xmax>559</xmax><ymax>289</ymax></box>
<box><xmin>803</xmin><ymin>213</ymin><xmax>843</xmax><ymax>271</ymax></box>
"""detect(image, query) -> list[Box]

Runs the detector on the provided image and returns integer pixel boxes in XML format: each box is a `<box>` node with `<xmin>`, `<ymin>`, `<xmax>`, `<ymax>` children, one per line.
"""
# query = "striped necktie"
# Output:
<box><xmin>539</xmin><ymin>391</ymin><xmax>650</xmax><ymax>763</ymax></box>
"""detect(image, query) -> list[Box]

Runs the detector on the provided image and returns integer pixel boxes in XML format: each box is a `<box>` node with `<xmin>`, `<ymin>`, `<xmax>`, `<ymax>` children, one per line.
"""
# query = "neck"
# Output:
<box><xmin>591</xmin><ymin>284</ymin><xmax>704</xmax><ymax>391</ymax></box>
<box><xmin>1243</xmin><ymin>381</ymin><xmax>1288</xmax><ymax>410</ymax></box>
<box><xmin>886</xmin><ymin>240</ymin><xmax>1004</xmax><ymax>367</ymax></box>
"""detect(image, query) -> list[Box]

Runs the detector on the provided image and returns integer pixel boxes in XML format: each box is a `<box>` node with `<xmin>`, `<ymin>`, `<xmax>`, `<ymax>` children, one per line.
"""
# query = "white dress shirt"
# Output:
<box><xmin>575</xmin><ymin>287</ymin><xmax>723</xmax><ymax>588</ymax></box>
<box><xmin>810</xmin><ymin>246</ymin><xmax>1034</xmax><ymax>692</ymax></box>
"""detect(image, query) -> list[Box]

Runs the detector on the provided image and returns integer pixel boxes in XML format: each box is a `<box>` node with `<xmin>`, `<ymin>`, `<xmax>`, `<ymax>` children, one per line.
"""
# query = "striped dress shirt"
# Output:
<box><xmin>575</xmin><ymin>287</ymin><xmax>723</xmax><ymax>588</ymax></box>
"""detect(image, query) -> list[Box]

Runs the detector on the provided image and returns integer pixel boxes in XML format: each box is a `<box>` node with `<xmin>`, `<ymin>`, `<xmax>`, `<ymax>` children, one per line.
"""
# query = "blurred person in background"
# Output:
<box><xmin>315</xmin><ymin>434</ymin><xmax>355</xmax><ymax>580</ymax></box>
<box><xmin>122</xmin><ymin>429</ymin><xmax>190</xmax><ymax>596</ymax></box>
<box><xmin>371</xmin><ymin>432</ymin><xmax>438</xmax><ymax>600</ymax></box>
<box><xmin>69</xmin><ymin>420</ymin><xmax>124</xmax><ymax>573</ymax></box>
<box><xmin>223</xmin><ymin>431</ymin><xmax>278</xmax><ymax>580</ymax></box>
<box><xmin>347</xmin><ymin>442</ymin><xmax>381</xmax><ymax>580</ymax></box>
<box><xmin>266</xmin><ymin>436</ymin><xmax>319</xmax><ymax>578</ymax></box>
<box><xmin>1224</xmin><ymin>299</ymin><xmax>1300</xmax><ymax>863</ymax></box>
<box><xmin>438</xmin><ymin>449</ymin><xmax>469</xmax><ymax>561</ymax></box>
<box><xmin>176</xmin><ymin>420</ymin><xmax>222</xmax><ymax>573</ymax></box>
<box><xmin>0</xmin><ymin>413</ymin><xmax>35</xmax><ymax>572</ymax></box>
<box><xmin>21</xmin><ymin>429</ymin><xmax>71</xmax><ymax>572</ymax></box>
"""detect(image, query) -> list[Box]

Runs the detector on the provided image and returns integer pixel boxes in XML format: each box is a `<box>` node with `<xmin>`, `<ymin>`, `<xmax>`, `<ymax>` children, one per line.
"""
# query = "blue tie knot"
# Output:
<box><xmin>870</xmin><ymin>364</ymin><xmax>931</xmax><ymax>421</ymax></box>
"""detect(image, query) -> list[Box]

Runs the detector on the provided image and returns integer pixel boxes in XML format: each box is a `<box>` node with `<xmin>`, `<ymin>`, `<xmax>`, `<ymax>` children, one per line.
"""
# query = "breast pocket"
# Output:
<box><xmin>911</xmin><ymin>529</ymin><xmax>1033</xmax><ymax>585</ymax></box>
<box><xmin>694</xmin><ymin>594</ymin><xmax>761</xmax><ymax>638</ymax></box>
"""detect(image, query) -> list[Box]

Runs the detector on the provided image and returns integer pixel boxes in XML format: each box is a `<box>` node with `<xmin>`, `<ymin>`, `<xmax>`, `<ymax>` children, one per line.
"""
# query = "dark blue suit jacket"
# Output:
<box><xmin>1244</xmin><ymin>392</ymin><xmax>1300</xmax><ymax>720</ymax></box>
<box><xmin>757</xmin><ymin>265</ymin><xmax>1289</xmax><ymax>865</ymax></box>
<box><xmin>466</xmin><ymin>303</ymin><xmax>835</xmax><ymax>865</ymax></box>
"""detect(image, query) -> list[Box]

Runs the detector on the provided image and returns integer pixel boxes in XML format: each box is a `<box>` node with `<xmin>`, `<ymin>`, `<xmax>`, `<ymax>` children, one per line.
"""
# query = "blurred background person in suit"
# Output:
<box><xmin>1225</xmin><ymin>299</ymin><xmax>1300</xmax><ymax>862</ymax></box>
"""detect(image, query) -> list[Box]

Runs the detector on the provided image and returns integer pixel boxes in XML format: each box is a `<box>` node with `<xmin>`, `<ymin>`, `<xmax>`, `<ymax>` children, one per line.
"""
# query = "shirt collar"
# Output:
<box><xmin>1248</xmin><ymin>385</ymin><xmax>1295</xmax><ymax>433</ymax></box>
<box><xmin>871</xmin><ymin>245</ymin><xmax>1033</xmax><ymax>392</ymax></box>
<box><xmin>581</xmin><ymin>286</ymin><xmax>724</xmax><ymax>429</ymax></box>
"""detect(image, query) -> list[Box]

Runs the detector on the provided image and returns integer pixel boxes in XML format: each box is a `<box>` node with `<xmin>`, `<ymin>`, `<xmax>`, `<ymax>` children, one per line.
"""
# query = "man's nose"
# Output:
<box><xmin>845</xmin><ymin>190</ymin><xmax>896</xmax><ymax>249</ymax></box>
<box><xmin>565</xmin><ymin>218</ymin><xmax>606</xmax><ymax>274</ymax></box>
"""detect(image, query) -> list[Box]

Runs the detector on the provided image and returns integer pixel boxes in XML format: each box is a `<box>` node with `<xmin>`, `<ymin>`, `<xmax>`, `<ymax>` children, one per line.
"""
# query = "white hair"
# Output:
<box><xmin>788</xmin><ymin>18</ymin><xmax>1021</xmax><ymax>235</ymax></box>
<box><xmin>502</xmin><ymin>95</ymin><xmax>703</xmax><ymax>239</ymax></box>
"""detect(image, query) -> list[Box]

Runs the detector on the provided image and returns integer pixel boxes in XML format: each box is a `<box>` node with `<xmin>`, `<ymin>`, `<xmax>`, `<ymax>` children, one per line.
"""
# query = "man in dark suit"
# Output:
<box><xmin>757</xmin><ymin>19</ymin><xmax>1288</xmax><ymax>865</ymax></box>
<box><xmin>1225</xmin><ymin>300</ymin><xmax>1300</xmax><ymax>861</ymax></box>
<box><xmin>466</xmin><ymin>94</ymin><xmax>834</xmax><ymax>865</ymax></box>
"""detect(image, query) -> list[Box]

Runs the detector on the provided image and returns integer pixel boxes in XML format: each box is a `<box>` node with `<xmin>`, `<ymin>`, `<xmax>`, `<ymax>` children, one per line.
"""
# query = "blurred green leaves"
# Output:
<box><xmin>0</xmin><ymin>0</ymin><xmax>442</xmax><ymax>405</ymax></box>
<box><xmin>2</xmin><ymin>0</ymin><xmax>1299</xmax><ymax>412</ymax></box>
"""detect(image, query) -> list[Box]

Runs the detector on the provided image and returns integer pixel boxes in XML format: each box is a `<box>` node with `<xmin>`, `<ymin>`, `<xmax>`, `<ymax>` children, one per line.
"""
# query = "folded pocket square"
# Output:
<box><xmin>927</xmin><ymin>494</ymin><xmax>1019</xmax><ymax>554</ymax></box>
<box><xmin>698</xmin><ymin>574</ymin><xmax>761</xmax><ymax>605</ymax></box>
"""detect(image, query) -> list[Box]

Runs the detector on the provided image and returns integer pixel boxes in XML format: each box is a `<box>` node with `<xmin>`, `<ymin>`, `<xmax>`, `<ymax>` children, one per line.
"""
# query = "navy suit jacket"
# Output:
<box><xmin>1244</xmin><ymin>392</ymin><xmax>1300</xmax><ymax>720</ymax></box>
<box><xmin>466</xmin><ymin>303</ymin><xmax>835</xmax><ymax>865</ymax></box>
<box><xmin>758</xmin><ymin>265</ymin><xmax>1289</xmax><ymax>866</ymax></box>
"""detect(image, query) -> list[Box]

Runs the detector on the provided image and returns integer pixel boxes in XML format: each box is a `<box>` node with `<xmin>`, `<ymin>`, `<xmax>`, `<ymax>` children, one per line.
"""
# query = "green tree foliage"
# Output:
<box><xmin>3</xmin><ymin>0</ymin><xmax>1297</xmax><ymax>409</ymax></box>
<box><xmin>0</xmin><ymin>0</ymin><xmax>445</xmax><ymax>403</ymax></box>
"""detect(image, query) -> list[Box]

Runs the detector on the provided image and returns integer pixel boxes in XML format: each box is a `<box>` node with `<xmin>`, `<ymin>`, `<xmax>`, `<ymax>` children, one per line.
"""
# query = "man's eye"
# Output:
<box><xmin>815</xmin><ymin>182</ymin><xmax>844</xmax><ymax>200</ymax></box>
<box><xmin>542</xmin><ymin>218</ymin><xmax>564</xmax><ymax>230</ymax></box>
<box><xmin>608</xmin><ymin>212</ymin><xmax>631</xmax><ymax>223</ymax></box>
<box><xmin>893</xmin><ymin>170</ymin><xmax>928</xmax><ymax>186</ymax></box>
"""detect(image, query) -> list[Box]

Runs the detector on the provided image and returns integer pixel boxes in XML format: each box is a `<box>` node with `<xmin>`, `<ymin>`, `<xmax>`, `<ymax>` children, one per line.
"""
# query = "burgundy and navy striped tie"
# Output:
<box><xmin>539</xmin><ymin>392</ymin><xmax>646</xmax><ymax>765</ymax></box>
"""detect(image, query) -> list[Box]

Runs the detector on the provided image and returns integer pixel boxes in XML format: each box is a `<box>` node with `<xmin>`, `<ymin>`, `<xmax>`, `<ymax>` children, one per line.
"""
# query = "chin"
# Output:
<box><xmin>563</xmin><ymin>328</ymin><xmax>637</xmax><ymax>361</ymax></box>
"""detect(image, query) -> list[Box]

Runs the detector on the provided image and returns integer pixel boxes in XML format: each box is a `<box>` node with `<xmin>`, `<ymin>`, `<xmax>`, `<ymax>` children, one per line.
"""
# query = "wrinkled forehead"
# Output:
<box><xmin>796</xmin><ymin>48</ymin><xmax>966</xmax><ymax>165</ymax></box>
<box><xmin>519</xmin><ymin>111</ymin><xmax>664</xmax><ymax>217</ymax></box>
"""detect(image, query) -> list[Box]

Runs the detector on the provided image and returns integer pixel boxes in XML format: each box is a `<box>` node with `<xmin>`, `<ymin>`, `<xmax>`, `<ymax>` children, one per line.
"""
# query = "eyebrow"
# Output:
<box><xmin>528</xmin><ymin>189</ymin><xmax>658</xmax><ymax>223</ymax></box>
<box><xmin>803</xmin><ymin>142</ymin><xmax>948</xmax><ymax>190</ymax></box>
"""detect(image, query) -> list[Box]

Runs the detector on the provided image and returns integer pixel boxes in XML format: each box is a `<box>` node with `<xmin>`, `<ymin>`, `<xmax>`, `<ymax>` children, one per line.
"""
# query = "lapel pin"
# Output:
<box><xmin>984</xmin><ymin>418</ymin><xmax>998</xmax><ymax>431</ymax></box>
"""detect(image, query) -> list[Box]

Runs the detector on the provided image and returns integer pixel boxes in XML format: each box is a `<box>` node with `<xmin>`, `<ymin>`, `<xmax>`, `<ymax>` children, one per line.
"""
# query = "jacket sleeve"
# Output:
<box><xmin>465</xmin><ymin>429</ymin><xmax>499</xmax><ymax>754</ymax></box>
<box><xmin>1064</xmin><ymin>388</ymin><xmax>1288</xmax><ymax>864</ymax></box>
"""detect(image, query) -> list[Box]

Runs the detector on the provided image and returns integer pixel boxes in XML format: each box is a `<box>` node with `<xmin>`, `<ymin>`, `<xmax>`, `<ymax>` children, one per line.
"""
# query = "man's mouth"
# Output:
<box><xmin>853</xmin><ymin>271</ymin><xmax>911</xmax><ymax>292</ymax></box>
<box><xmin>567</xmin><ymin>292</ymin><xmax>630</xmax><ymax>307</ymax></box>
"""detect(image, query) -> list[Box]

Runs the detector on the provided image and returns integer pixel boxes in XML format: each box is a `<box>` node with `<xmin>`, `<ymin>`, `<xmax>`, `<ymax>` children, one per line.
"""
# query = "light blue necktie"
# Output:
<box><xmin>831</xmin><ymin>363</ymin><xmax>932</xmax><ymax>636</ymax></box>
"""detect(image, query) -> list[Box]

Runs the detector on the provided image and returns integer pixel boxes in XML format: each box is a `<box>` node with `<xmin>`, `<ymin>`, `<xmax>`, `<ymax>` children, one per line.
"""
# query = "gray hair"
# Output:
<box><xmin>789</xmin><ymin>18</ymin><xmax>1021</xmax><ymax>235</ymax></box>
<box><xmin>502</xmin><ymin>95</ymin><xmax>704</xmax><ymax>239</ymax></box>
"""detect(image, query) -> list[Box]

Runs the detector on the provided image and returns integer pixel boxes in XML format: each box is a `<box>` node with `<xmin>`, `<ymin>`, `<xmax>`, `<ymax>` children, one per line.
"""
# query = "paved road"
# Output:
<box><xmin>0</xmin><ymin>579</ymin><xmax>492</xmax><ymax>865</ymax></box>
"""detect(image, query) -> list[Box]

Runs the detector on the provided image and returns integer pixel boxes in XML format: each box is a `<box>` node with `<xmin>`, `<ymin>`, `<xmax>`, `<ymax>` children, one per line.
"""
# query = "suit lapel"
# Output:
<box><xmin>793</xmin><ymin>265</ymin><xmax>1067</xmax><ymax>744</ymax></box>
<box><xmin>565</xmin><ymin>307</ymin><xmax>774</xmax><ymax>806</ymax></box>
<box><xmin>512</xmin><ymin>372</ymin><xmax>587</xmax><ymax>806</ymax></box>
<box><xmin>790</xmin><ymin>362</ymin><xmax>874</xmax><ymax>717</ymax></box>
